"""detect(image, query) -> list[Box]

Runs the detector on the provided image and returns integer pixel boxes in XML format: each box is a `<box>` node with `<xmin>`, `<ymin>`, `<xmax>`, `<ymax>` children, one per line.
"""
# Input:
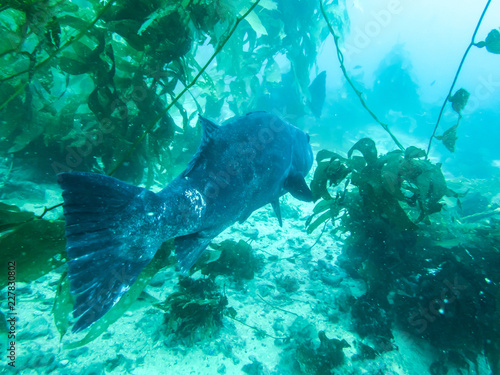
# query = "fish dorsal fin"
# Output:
<box><xmin>200</xmin><ymin>115</ymin><xmax>219</xmax><ymax>141</ymax></box>
<box><xmin>181</xmin><ymin>115</ymin><xmax>220</xmax><ymax>178</ymax></box>
<box><xmin>285</xmin><ymin>172</ymin><xmax>314</xmax><ymax>202</ymax></box>
<box><xmin>271</xmin><ymin>199</ymin><xmax>283</xmax><ymax>227</ymax></box>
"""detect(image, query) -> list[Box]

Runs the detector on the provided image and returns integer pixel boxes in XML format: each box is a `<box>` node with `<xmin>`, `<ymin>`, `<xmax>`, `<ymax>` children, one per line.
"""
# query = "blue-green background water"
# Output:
<box><xmin>314</xmin><ymin>0</ymin><xmax>500</xmax><ymax>179</ymax></box>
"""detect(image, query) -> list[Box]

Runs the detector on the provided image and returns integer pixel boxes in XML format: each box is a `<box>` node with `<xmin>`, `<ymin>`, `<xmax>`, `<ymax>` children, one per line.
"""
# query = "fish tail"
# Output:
<box><xmin>58</xmin><ymin>172</ymin><xmax>166</xmax><ymax>332</ymax></box>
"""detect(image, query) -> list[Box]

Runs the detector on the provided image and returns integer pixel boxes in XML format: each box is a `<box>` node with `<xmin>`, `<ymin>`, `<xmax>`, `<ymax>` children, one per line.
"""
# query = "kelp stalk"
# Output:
<box><xmin>425</xmin><ymin>0</ymin><xmax>492</xmax><ymax>158</ymax></box>
<box><xmin>227</xmin><ymin>314</ymin><xmax>288</xmax><ymax>340</ymax></box>
<box><xmin>107</xmin><ymin>0</ymin><xmax>261</xmax><ymax>176</ymax></box>
<box><xmin>257</xmin><ymin>294</ymin><xmax>300</xmax><ymax>317</ymax></box>
<box><xmin>0</xmin><ymin>0</ymin><xmax>116</xmax><ymax>111</ymax></box>
<box><xmin>282</xmin><ymin>219</ymin><xmax>330</xmax><ymax>261</ymax></box>
<box><xmin>319</xmin><ymin>0</ymin><xmax>404</xmax><ymax>152</ymax></box>
<box><xmin>38</xmin><ymin>202</ymin><xmax>62</xmax><ymax>219</ymax></box>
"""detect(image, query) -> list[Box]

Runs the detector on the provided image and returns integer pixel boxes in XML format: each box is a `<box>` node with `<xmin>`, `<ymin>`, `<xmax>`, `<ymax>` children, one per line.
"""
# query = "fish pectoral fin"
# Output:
<box><xmin>175</xmin><ymin>233</ymin><xmax>213</xmax><ymax>273</ymax></box>
<box><xmin>271</xmin><ymin>199</ymin><xmax>283</xmax><ymax>227</ymax></box>
<box><xmin>284</xmin><ymin>172</ymin><xmax>314</xmax><ymax>202</ymax></box>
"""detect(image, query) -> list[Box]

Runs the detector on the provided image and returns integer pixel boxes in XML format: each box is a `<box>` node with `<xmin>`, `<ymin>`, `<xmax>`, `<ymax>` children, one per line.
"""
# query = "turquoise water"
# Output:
<box><xmin>1</xmin><ymin>0</ymin><xmax>500</xmax><ymax>374</ymax></box>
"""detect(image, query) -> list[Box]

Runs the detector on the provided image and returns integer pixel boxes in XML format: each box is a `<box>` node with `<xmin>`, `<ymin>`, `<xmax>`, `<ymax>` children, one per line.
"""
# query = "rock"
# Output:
<box><xmin>202</xmin><ymin>342</ymin><xmax>218</xmax><ymax>356</ymax></box>
<box><xmin>17</xmin><ymin>316</ymin><xmax>50</xmax><ymax>340</ymax></box>
<box><xmin>257</xmin><ymin>282</ymin><xmax>275</xmax><ymax>297</ymax></box>
<box><xmin>320</xmin><ymin>274</ymin><xmax>343</xmax><ymax>287</ymax></box>
<box><xmin>289</xmin><ymin>317</ymin><xmax>317</xmax><ymax>344</ymax></box>
<box><xmin>267</xmin><ymin>233</ymin><xmax>279</xmax><ymax>241</ymax></box>
<box><xmin>275</xmin><ymin>275</ymin><xmax>300</xmax><ymax>293</ymax></box>
<box><xmin>317</xmin><ymin>259</ymin><xmax>331</xmax><ymax>271</ymax></box>
<box><xmin>38</xmin><ymin>353</ymin><xmax>56</xmax><ymax>368</ymax></box>
<box><xmin>67</xmin><ymin>347</ymin><xmax>89</xmax><ymax>358</ymax></box>
<box><xmin>272</xmin><ymin>318</ymin><xmax>285</xmax><ymax>335</ymax></box>
<box><xmin>79</xmin><ymin>363</ymin><xmax>105</xmax><ymax>375</ymax></box>
<box><xmin>105</xmin><ymin>354</ymin><xmax>132</xmax><ymax>372</ymax></box>
<box><xmin>242</xmin><ymin>227</ymin><xmax>259</xmax><ymax>239</ymax></box>
<box><xmin>242</xmin><ymin>356</ymin><xmax>270</xmax><ymax>375</ymax></box>
<box><xmin>38</xmin><ymin>301</ymin><xmax>54</xmax><ymax>311</ymax></box>
<box><xmin>15</xmin><ymin>282</ymin><xmax>32</xmax><ymax>295</ymax></box>
<box><xmin>217</xmin><ymin>363</ymin><xmax>227</xmax><ymax>374</ymax></box>
<box><xmin>17</xmin><ymin>351</ymin><xmax>55</xmax><ymax>369</ymax></box>
<box><xmin>344</xmin><ymin>279</ymin><xmax>367</xmax><ymax>299</ymax></box>
<box><xmin>149</xmin><ymin>271</ymin><xmax>168</xmax><ymax>287</ymax></box>
<box><xmin>135</xmin><ymin>310</ymin><xmax>163</xmax><ymax>341</ymax></box>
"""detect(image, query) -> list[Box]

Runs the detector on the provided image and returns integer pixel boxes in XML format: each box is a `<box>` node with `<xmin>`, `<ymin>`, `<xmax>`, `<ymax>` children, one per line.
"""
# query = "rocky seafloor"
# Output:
<box><xmin>0</xmin><ymin>170</ymin><xmax>495</xmax><ymax>375</ymax></box>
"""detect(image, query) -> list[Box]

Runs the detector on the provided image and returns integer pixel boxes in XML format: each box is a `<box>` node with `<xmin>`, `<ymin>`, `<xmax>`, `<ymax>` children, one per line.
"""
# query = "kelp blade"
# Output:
<box><xmin>0</xmin><ymin>203</ymin><xmax>66</xmax><ymax>289</ymax></box>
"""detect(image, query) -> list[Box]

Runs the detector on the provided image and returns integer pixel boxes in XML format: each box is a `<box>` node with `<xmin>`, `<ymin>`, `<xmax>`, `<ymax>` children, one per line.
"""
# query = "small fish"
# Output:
<box><xmin>58</xmin><ymin>111</ymin><xmax>314</xmax><ymax>332</ymax></box>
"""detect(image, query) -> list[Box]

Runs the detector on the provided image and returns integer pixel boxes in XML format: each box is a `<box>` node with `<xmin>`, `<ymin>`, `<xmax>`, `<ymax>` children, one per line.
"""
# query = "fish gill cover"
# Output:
<box><xmin>1</xmin><ymin>0</ymin><xmax>500</xmax><ymax>374</ymax></box>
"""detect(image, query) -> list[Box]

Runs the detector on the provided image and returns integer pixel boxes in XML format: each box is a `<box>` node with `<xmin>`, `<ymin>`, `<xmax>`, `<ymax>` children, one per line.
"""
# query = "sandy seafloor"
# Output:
<box><xmin>0</xmin><ymin>174</ymin><xmax>493</xmax><ymax>375</ymax></box>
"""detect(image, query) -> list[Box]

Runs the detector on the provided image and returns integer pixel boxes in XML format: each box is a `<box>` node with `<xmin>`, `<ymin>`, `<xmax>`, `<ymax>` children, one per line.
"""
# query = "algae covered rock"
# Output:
<box><xmin>295</xmin><ymin>331</ymin><xmax>350</xmax><ymax>374</ymax></box>
<box><xmin>201</xmin><ymin>240</ymin><xmax>261</xmax><ymax>280</ymax></box>
<box><xmin>158</xmin><ymin>277</ymin><xmax>229</xmax><ymax>345</ymax></box>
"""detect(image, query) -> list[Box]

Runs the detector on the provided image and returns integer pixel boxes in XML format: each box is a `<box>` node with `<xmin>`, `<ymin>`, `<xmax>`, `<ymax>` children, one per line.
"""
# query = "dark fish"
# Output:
<box><xmin>58</xmin><ymin>111</ymin><xmax>314</xmax><ymax>332</ymax></box>
<box><xmin>308</xmin><ymin>71</ymin><xmax>326</xmax><ymax>118</ymax></box>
